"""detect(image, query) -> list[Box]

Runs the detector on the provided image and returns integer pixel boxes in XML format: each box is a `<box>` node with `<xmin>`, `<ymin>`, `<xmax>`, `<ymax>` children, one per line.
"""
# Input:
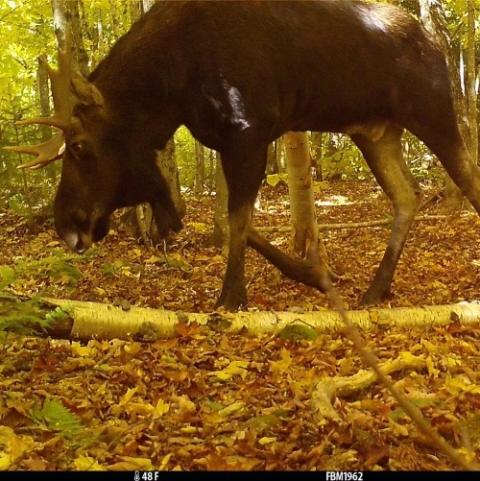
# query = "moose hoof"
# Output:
<box><xmin>215</xmin><ymin>288</ymin><xmax>247</xmax><ymax>312</ymax></box>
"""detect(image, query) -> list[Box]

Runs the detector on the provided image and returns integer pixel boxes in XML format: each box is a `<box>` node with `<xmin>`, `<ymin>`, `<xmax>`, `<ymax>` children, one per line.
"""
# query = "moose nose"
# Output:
<box><xmin>64</xmin><ymin>231</ymin><xmax>89</xmax><ymax>254</ymax></box>
<box><xmin>74</xmin><ymin>241</ymin><xmax>86</xmax><ymax>254</ymax></box>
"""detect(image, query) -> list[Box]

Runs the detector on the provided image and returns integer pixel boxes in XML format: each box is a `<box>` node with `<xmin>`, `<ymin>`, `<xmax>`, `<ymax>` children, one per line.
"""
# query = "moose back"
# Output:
<box><xmin>10</xmin><ymin>1</ymin><xmax>480</xmax><ymax>310</ymax></box>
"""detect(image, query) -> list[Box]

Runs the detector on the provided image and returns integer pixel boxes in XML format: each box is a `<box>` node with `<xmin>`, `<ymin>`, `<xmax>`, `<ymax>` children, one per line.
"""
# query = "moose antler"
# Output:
<box><xmin>4</xmin><ymin>40</ymin><xmax>72</xmax><ymax>170</ymax></box>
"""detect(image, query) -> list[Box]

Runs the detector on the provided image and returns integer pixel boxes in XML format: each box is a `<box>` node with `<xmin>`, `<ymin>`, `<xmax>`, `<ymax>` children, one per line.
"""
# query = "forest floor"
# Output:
<box><xmin>0</xmin><ymin>180</ymin><xmax>479</xmax><ymax>470</ymax></box>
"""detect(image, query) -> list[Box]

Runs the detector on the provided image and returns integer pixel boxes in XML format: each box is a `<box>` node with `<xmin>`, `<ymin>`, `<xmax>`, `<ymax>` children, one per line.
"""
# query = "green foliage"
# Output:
<box><xmin>0</xmin><ymin>250</ymin><xmax>82</xmax><ymax>289</ymax></box>
<box><xmin>102</xmin><ymin>260</ymin><xmax>122</xmax><ymax>278</ymax></box>
<box><xmin>0</xmin><ymin>292</ymin><xmax>55</xmax><ymax>334</ymax></box>
<box><xmin>30</xmin><ymin>397</ymin><xmax>97</xmax><ymax>447</ymax></box>
<box><xmin>0</xmin><ymin>265</ymin><xmax>15</xmax><ymax>289</ymax></box>
<box><xmin>277</xmin><ymin>323</ymin><xmax>318</xmax><ymax>342</ymax></box>
<box><xmin>44</xmin><ymin>305</ymin><xmax>70</xmax><ymax>325</ymax></box>
<box><xmin>175</xmin><ymin>126</ymin><xmax>198</xmax><ymax>188</ymax></box>
<box><xmin>30</xmin><ymin>398</ymin><xmax>83</xmax><ymax>439</ymax></box>
<box><xmin>266</xmin><ymin>173</ymin><xmax>289</xmax><ymax>187</ymax></box>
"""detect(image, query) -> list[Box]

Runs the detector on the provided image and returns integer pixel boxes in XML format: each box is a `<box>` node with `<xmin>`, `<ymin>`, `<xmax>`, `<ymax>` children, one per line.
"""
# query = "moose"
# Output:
<box><xmin>8</xmin><ymin>0</ymin><xmax>480</xmax><ymax>310</ymax></box>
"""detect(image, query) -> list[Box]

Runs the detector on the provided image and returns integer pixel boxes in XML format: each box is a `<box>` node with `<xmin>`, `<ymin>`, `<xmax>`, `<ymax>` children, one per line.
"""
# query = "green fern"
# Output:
<box><xmin>30</xmin><ymin>398</ymin><xmax>99</xmax><ymax>448</ymax></box>
<box><xmin>0</xmin><ymin>294</ymin><xmax>56</xmax><ymax>334</ymax></box>
<box><xmin>31</xmin><ymin>398</ymin><xmax>83</xmax><ymax>439</ymax></box>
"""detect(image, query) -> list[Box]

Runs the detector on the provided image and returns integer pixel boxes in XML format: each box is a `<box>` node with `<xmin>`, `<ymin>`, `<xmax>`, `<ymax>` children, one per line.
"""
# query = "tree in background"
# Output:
<box><xmin>466</xmin><ymin>0</ymin><xmax>478</xmax><ymax>166</ymax></box>
<box><xmin>127</xmin><ymin>0</ymin><xmax>185</xmax><ymax>244</ymax></box>
<box><xmin>284</xmin><ymin>132</ymin><xmax>333</xmax><ymax>279</ymax></box>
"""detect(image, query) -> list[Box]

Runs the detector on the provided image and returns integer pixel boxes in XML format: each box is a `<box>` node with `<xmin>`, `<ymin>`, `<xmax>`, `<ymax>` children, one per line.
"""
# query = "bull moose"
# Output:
<box><xmin>8</xmin><ymin>1</ymin><xmax>480</xmax><ymax>310</ymax></box>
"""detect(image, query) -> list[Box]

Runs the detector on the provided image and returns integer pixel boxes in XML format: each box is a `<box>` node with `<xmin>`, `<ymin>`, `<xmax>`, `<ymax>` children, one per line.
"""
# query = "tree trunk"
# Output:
<box><xmin>310</xmin><ymin>131</ymin><xmax>323</xmax><ymax>181</ymax></box>
<box><xmin>266</xmin><ymin>142</ymin><xmax>279</xmax><ymax>174</ymax></box>
<box><xmin>156</xmin><ymin>139</ymin><xmax>185</xmax><ymax>218</ymax></box>
<box><xmin>36</xmin><ymin>55</ymin><xmax>56</xmax><ymax>181</ymax></box>
<box><xmin>129</xmin><ymin>0</ymin><xmax>143</xmax><ymax>22</ymax></box>
<box><xmin>51</xmin><ymin>0</ymin><xmax>68</xmax><ymax>50</ymax></box>
<box><xmin>276</xmin><ymin>136</ymin><xmax>285</xmax><ymax>172</ymax></box>
<box><xmin>417</xmin><ymin>0</ymin><xmax>467</xmax><ymax>208</ymax></box>
<box><xmin>208</xmin><ymin>148</ymin><xmax>215</xmax><ymax>191</ymax></box>
<box><xmin>213</xmin><ymin>154</ymin><xmax>229</xmax><ymax>249</ymax></box>
<box><xmin>36</xmin><ymin>55</ymin><xmax>51</xmax><ymax>142</ymax></box>
<box><xmin>195</xmin><ymin>140</ymin><xmax>206</xmax><ymax>194</ymax></box>
<box><xmin>284</xmin><ymin>132</ymin><xmax>333</xmax><ymax>277</ymax></box>
<box><xmin>466</xmin><ymin>0</ymin><xmax>478</xmax><ymax>165</ymax></box>
<box><xmin>285</xmin><ymin>132</ymin><xmax>318</xmax><ymax>257</ymax></box>
<box><xmin>142</xmin><ymin>0</ymin><xmax>156</xmax><ymax>12</ymax></box>
<box><xmin>67</xmin><ymin>0</ymin><xmax>89</xmax><ymax>77</ymax></box>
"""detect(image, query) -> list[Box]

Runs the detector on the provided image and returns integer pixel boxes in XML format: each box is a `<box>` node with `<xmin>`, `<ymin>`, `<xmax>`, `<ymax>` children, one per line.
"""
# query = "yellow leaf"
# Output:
<box><xmin>108</xmin><ymin>457</ymin><xmax>153</xmax><ymax>471</ymax></box>
<box><xmin>445</xmin><ymin>356</ymin><xmax>462</xmax><ymax>368</ymax></box>
<box><xmin>71</xmin><ymin>342</ymin><xmax>95</xmax><ymax>357</ymax></box>
<box><xmin>269</xmin><ymin>348</ymin><xmax>292</xmax><ymax>374</ymax></box>
<box><xmin>266</xmin><ymin>173</ymin><xmax>288</xmax><ymax>187</ymax></box>
<box><xmin>118</xmin><ymin>387</ymin><xmax>138</xmax><ymax>406</ymax></box>
<box><xmin>145</xmin><ymin>255</ymin><xmax>163</xmax><ymax>264</ymax></box>
<box><xmin>0</xmin><ymin>453</ymin><xmax>12</xmax><ymax>471</ymax></box>
<box><xmin>180</xmin><ymin>425</ymin><xmax>197</xmax><ymax>434</ymax></box>
<box><xmin>126</xmin><ymin>402</ymin><xmax>154</xmax><ymax>416</ymax></box>
<box><xmin>421</xmin><ymin>340</ymin><xmax>436</xmax><ymax>354</ymax></box>
<box><xmin>258</xmin><ymin>437</ymin><xmax>277</xmax><ymax>445</ymax></box>
<box><xmin>218</xmin><ymin>401</ymin><xmax>245</xmax><ymax>417</ymax></box>
<box><xmin>444</xmin><ymin>375</ymin><xmax>480</xmax><ymax>395</ymax></box>
<box><xmin>133</xmin><ymin>248</ymin><xmax>142</xmax><ymax>258</ymax></box>
<box><xmin>124</xmin><ymin>343</ymin><xmax>141</xmax><ymax>356</ymax></box>
<box><xmin>389</xmin><ymin>419</ymin><xmax>409</xmax><ymax>436</ymax></box>
<box><xmin>214</xmin><ymin>360</ymin><xmax>249</xmax><ymax>381</ymax></box>
<box><xmin>188</xmin><ymin>222</ymin><xmax>210</xmax><ymax>234</ymax></box>
<box><xmin>426</xmin><ymin>356</ymin><xmax>440</xmax><ymax>378</ymax></box>
<box><xmin>153</xmin><ymin>399</ymin><xmax>170</xmax><ymax>419</ymax></box>
<box><xmin>159</xmin><ymin>453</ymin><xmax>173</xmax><ymax>470</ymax></box>
<box><xmin>173</xmin><ymin>394</ymin><xmax>196</xmax><ymax>414</ymax></box>
<box><xmin>0</xmin><ymin>426</ymin><xmax>35</xmax><ymax>469</ymax></box>
<box><xmin>74</xmin><ymin>456</ymin><xmax>106</xmax><ymax>471</ymax></box>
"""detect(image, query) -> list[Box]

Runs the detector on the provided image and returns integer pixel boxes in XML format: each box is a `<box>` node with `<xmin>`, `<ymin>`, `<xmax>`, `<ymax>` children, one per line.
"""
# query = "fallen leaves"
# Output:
<box><xmin>1</xmin><ymin>182</ymin><xmax>480</xmax><ymax>470</ymax></box>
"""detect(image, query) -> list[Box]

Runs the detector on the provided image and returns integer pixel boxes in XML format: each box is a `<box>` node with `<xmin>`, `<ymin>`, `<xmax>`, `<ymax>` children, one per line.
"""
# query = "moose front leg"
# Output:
<box><xmin>216</xmin><ymin>203</ymin><xmax>253</xmax><ymax>310</ymax></box>
<box><xmin>215</xmin><ymin>143</ymin><xmax>268</xmax><ymax>310</ymax></box>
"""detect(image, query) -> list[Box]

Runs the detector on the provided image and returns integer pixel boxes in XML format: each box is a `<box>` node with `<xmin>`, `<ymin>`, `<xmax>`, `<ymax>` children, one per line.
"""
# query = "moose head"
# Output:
<box><xmin>6</xmin><ymin>46</ymin><xmax>182</xmax><ymax>253</ymax></box>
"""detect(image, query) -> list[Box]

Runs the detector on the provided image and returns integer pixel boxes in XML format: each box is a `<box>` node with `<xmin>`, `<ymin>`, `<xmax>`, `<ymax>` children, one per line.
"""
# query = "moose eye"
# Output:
<box><xmin>69</xmin><ymin>141</ymin><xmax>84</xmax><ymax>156</ymax></box>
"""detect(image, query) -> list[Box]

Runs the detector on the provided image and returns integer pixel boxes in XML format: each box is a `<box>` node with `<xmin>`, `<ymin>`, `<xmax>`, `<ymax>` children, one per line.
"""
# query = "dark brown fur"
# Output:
<box><xmin>53</xmin><ymin>1</ymin><xmax>480</xmax><ymax>309</ymax></box>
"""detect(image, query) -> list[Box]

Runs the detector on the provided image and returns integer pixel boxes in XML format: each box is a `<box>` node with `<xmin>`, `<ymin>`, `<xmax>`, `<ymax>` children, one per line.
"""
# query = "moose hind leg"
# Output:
<box><xmin>215</xmin><ymin>143</ymin><xmax>268</xmax><ymax>311</ymax></box>
<box><xmin>351</xmin><ymin>124</ymin><xmax>422</xmax><ymax>305</ymax></box>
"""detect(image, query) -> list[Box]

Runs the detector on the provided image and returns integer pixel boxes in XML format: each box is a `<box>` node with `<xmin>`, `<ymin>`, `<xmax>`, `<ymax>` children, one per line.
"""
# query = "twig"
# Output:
<box><xmin>325</xmin><ymin>285</ymin><xmax>479</xmax><ymax>471</ymax></box>
<box><xmin>257</xmin><ymin>213</ymin><xmax>473</xmax><ymax>233</ymax></box>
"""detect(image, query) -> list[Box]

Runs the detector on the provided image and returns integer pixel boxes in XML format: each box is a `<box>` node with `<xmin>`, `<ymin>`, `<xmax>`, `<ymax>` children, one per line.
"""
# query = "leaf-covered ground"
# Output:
<box><xmin>2</xmin><ymin>181</ymin><xmax>480</xmax><ymax>311</ymax></box>
<box><xmin>1</xmin><ymin>180</ymin><xmax>480</xmax><ymax>470</ymax></box>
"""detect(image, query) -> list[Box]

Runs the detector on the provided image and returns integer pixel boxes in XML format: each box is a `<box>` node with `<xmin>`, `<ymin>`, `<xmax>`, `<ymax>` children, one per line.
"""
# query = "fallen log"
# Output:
<box><xmin>7</xmin><ymin>297</ymin><xmax>480</xmax><ymax>341</ymax></box>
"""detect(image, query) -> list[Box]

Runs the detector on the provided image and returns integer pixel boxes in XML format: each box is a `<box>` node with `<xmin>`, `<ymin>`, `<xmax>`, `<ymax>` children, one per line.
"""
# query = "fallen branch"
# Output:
<box><xmin>311</xmin><ymin>352</ymin><xmax>427</xmax><ymax>422</ymax></box>
<box><xmin>325</xmin><ymin>287</ymin><xmax>479</xmax><ymax>471</ymax></box>
<box><xmin>18</xmin><ymin>298</ymin><xmax>480</xmax><ymax>341</ymax></box>
<box><xmin>257</xmin><ymin>212</ymin><xmax>474</xmax><ymax>233</ymax></box>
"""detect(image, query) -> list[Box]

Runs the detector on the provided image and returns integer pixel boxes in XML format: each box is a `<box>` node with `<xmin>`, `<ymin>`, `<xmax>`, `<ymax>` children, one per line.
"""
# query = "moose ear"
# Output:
<box><xmin>70</xmin><ymin>72</ymin><xmax>104</xmax><ymax>108</ymax></box>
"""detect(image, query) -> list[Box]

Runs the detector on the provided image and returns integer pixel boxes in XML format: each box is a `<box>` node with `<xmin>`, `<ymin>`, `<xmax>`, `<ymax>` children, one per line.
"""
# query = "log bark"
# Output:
<box><xmin>16</xmin><ymin>298</ymin><xmax>480</xmax><ymax>341</ymax></box>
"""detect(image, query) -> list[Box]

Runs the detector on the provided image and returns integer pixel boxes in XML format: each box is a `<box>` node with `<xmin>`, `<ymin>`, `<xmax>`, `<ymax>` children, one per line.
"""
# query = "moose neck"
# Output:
<box><xmin>88</xmin><ymin>15</ymin><xmax>184</xmax><ymax>152</ymax></box>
